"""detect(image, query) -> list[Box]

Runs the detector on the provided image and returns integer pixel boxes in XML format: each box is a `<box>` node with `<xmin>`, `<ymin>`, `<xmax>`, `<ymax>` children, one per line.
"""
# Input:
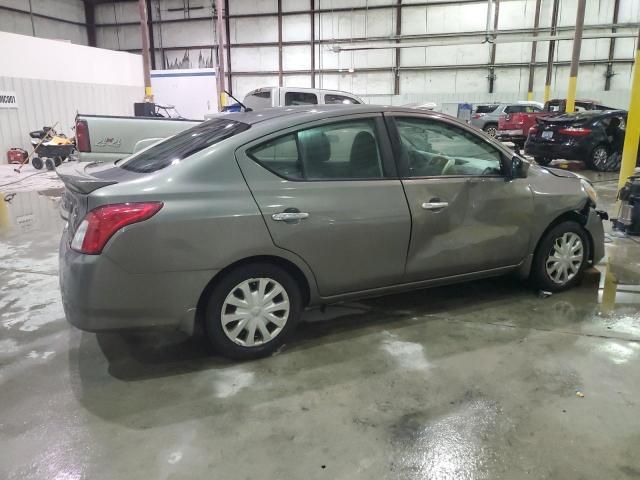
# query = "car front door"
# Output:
<box><xmin>386</xmin><ymin>113</ymin><xmax>534</xmax><ymax>282</ymax></box>
<box><xmin>236</xmin><ymin>114</ymin><xmax>411</xmax><ymax>297</ymax></box>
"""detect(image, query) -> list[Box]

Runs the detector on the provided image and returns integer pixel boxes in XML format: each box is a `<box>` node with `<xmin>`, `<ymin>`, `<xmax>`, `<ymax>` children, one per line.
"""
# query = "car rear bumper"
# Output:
<box><xmin>524</xmin><ymin>141</ymin><xmax>589</xmax><ymax>160</ymax></box>
<box><xmin>59</xmin><ymin>228</ymin><xmax>217</xmax><ymax>333</ymax></box>
<box><xmin>497</xmin><ymin>129</ymin><xmax>526</xmax><ymax>143</ymax></box>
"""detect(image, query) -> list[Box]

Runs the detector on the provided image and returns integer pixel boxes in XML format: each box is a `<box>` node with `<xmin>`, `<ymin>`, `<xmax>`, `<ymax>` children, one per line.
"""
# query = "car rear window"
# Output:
<box><xmin>475</xmin><ymin>104</ymin><xmax>499</xmax><ymax>113</ymax></box>
<box><xmin>119</xmin><ymin>119</ymin><xmax>249</xmax><ymax>173</ymax></box>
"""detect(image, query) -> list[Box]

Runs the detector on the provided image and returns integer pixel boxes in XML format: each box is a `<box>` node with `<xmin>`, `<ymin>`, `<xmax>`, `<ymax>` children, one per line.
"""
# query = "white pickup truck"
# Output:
<box><xmin>74</xmin><ymin>114</ymin><xmax>199</xmax><ymax>163</ymax></box>
<box><xmin>76</xmin><ymin>88</ymin><xmax>364</xmax><ymax>163</ymax></box>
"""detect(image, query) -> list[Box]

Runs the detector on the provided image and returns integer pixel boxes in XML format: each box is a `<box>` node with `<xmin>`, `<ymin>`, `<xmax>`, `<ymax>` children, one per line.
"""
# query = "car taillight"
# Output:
<box><xmin>76</xmin><ymin>119</ymin><xmax>91</xmax><ymax>152</ymax></box>
<box><xmin>559</xmin><ymin>127</ymin><xmax>591</xmax><ymax>136</ymax></box>
<box><xmin>472</xmin><ymin>113</ymin><xmax>482</xmax><ymax>119</ymax></box>
<box><xmin>529</xmin><ymin>126</ymin><xmax>538</xmax><ymax>135</ymax></box>
<box><xmin>70</xmin><ymin>202</ymin><xmax>163</xmax><ymax>254</ymax></box>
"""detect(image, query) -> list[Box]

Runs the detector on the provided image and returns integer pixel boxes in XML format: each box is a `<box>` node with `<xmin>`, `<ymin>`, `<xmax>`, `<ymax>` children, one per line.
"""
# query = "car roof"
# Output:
<box><xmin>212</xmin><ymin>104</ymin><xmax>455</xmax><ymax>127</ymax></box>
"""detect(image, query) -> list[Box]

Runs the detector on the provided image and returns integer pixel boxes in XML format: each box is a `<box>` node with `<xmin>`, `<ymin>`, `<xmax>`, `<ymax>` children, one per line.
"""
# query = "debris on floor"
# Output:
<box><xmin>538</xmin><ymin>290</ymin><xmax>553</xmax><ymax>298</ymax></box>
<box><xmin>576</xmin><ymin>391</ymin><xmax>585</xmax><ymax>398</ymax></box>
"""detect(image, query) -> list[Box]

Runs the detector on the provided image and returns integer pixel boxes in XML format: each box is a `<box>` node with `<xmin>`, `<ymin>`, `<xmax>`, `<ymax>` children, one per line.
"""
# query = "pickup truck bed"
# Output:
<box><xmin>75</xmin><ymin>114</ymin><xmax>200</xmax><ymax>163</ymax></box>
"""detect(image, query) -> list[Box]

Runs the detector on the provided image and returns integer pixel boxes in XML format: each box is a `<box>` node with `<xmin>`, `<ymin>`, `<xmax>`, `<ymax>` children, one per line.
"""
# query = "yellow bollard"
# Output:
<box><xmin>618</xmin><ymin>30</ymin><xmax>640</xmax><ymax>191</ymax></box>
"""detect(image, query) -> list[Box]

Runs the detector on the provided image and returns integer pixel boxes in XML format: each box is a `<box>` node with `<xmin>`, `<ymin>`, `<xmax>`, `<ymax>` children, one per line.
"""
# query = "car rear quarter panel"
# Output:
<box><xmin>88</xmin><ymin>140</ymin><xmax>321</xmax><ymax>300</ymax></box>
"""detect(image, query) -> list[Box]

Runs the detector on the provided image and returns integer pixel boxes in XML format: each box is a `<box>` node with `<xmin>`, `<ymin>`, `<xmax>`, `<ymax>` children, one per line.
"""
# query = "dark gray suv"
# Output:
<box><xmin>58</xmin><ymin>105</ymin><xmax>604</xmax><ymax>359</ymax></box>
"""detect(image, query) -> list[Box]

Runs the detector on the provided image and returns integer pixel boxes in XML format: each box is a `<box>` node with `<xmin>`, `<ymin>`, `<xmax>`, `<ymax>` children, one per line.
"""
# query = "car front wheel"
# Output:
<box><xmin>590</xmin><ymin>144</ymin><xmax>618</xmax><ymax>172</ymax></box>
<box><xmin>530</xmin><ymin>221</ymin><xmax>590</xmax><ymax>292</ymax></box>
<box><xmin>205</xmin><ymin>263</ymin><xmax>302</xmax><ymax>360</ymax></box>
<box><xmin>483</xmin><ymin>124</ymin><xmax>498</xmax><ymax>137</ymax></box>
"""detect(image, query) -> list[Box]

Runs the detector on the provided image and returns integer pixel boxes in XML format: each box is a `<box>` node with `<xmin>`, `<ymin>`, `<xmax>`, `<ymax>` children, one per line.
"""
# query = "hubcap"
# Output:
<box><xmin>545</xmin><ymin>232</ymin><xmax>584</xmax><ymax>285</ymax></box>
<box><xmin>486</xmin><ymin>127</ymin><xmax>497</xmax><ymax>137</ymax></box>
<box><xmin>593</xmin><ymin>147</ymin><xmax>608</xmax><ymax>165</ymax></box>
<box><xmin>221</xmin><ymin>278</ymin><xmax>290</xmax><ymax>347</ymax></box>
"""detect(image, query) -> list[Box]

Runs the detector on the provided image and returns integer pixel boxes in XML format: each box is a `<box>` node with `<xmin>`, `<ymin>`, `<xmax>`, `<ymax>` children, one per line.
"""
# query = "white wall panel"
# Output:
<box><xmin>231</xmin><ymin>46</ymin><xmax>279</xmax><ymax>72</ymax></box>
<box><xmin>495</xmin><ymin>42</ymin><xmax>532</xmax><ymax>64</ymax></box>
<box><xmin>282</xmin><ymin>45</ymin><xmax>311</xmax><ymax>70</ymax></box>
<box><xmin>229</xmin><ymin>0</ymin><xmax>277</xmax><ymax>15</ymax></box>
<box><xmin>0</xmin><ymin>10</ymin><xmax>33</xmax><ymax>36</ymax></box>
<box><xmin>154</xmin><ymin>0</ymin><xmax>213</xmax><ymax>21</ymax></box>
<box><xmin>497</xmin><ymin>0</ymin><xmax>536</xmax><ymax>30</ymax></box>
<box><xmin>95</xmin><ymin>1</ymin><xmax>139</xmax><ymax>23</ymax></box>
<box><xmin>160</xmin><ymin>18</ymin><xmax>215</xmax><ymax>46</ymax></box>
<box><xmin>31</xmin><ymin>0</ymin><xmax>85</xmax><ymax>23</ymax></box>
<box><xmin>283</xmin><ymin>75</ymin><xmax>312</xmax><ymax>88</ymax></box>
<box><xmin>426</xmin><ymin>4</ymin><xmax>488</xmax><ymax>34</ymax></box>
<box><xmin>283</xmin><ymin>14</ymin><xmax>311</xmax><ymax>42</ymax></box>
<box><xmin>618</xmin><ymin>0</ymin><xmax>640</xmax><ymax>23</ymax></box>
<box><xmin>32</xmin><ymin>17</ymin><xmax>87</xmax><ymax>45</ymax></box>
<box><xmin>232</xmin><ymin>75</ymin><xmax>279</xmax><ymax>97</ymax></box>
<box><xmin>230</xmin><ymin>17</ymin><xmax>278</xmax><ymax>43</ymax></box>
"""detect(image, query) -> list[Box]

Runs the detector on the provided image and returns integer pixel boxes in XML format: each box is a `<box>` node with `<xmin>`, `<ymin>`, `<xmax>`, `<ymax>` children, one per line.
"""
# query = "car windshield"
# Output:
<box><xmin>119</xmin><ymin>119</ymin><xmax>250</xmax><ymax>173</ymax></box>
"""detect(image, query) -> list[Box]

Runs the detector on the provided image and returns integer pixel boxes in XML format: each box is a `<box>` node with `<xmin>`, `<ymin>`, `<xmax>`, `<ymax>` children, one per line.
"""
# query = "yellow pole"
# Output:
<box><xmin>618</xmin><ymin>29</ymin><xmax>640</xmax><ymax>191</ymax></box>
<box><xmin>565</xmin><ymin>0</ymin><xmax>586</xmax><ymax>113</ymax></box>
<box><xmin>543</xmin><ymin>84</ymin><xmax>551</xmax><ymax>103</ymax></box>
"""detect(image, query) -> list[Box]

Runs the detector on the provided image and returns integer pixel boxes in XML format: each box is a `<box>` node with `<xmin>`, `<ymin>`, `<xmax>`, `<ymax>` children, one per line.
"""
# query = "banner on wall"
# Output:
<box><xmin>0</xmin><ymin>91</ymin><xmax>18</xmax><ymax>108</ymax></box>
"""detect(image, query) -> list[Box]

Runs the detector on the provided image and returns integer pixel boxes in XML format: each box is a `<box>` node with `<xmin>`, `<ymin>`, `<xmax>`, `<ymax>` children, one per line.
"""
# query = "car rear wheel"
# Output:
<box><xmin>589</xmin><ymin>144</ymin><xmax>618</xmax><ymax>172</ymax></box>
<box><xmin>530</xmin><ymin>221</ymin><xmax>589</xmax><ymax>292</ymax></box>
<box><xmin>483</xmin><ymin>124</ymin><xmax>498</xmax><ymax>137</ymax></box>
<box><xmin>534</xmin><ymin>157</ymin><xmax>552</xmax><ymax>166</ymax></box>
<box><xmin>204</xmin><ymin>263</ymin><xmax>302</xmax><ymax>360</ymax></box>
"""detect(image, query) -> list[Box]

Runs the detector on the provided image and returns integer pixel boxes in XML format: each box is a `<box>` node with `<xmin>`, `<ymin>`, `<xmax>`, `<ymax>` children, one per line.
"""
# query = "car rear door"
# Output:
<box><xmin>235</xmin><ymin>114</ymin><xmax>411</xmax><ymax>297</ymax></box>
<box><xmin>385</xmin><ymin>113</ymin><xmax>534</xmax><ymax>281</ymax></box>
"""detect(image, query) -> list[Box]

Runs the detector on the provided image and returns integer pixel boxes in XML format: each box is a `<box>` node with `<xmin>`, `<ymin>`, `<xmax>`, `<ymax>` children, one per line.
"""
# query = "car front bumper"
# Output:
<box><xmin>585</xmin><ymin>208</ymin><xmax>605</xmax><ymax>265</ymax></box>
<box><xmin>59</xmin><ymin>227</ymin><xmax>217</xmax><ymax>333</ymax></box>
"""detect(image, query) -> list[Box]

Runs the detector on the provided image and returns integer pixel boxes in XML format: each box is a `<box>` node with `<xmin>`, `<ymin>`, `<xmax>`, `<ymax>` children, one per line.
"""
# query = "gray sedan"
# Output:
<box><xmin>58</xmin><ymin>105</ymin><xmax>605</xmax><ymax>359</ymax></box>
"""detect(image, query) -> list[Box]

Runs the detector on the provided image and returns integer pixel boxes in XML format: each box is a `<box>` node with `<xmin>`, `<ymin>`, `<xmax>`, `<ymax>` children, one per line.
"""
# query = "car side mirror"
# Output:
<box><xmin>509</xmin><ymin>155</ymin><xmax>529</xmax><ymax>179</ymax></box>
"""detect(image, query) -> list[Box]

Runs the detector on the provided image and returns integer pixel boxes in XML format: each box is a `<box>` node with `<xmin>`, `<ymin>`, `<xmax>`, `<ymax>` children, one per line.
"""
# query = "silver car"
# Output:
<box><xmin>470</xmin><ymin>102</ymin><xmax>544</xmax><ymax>137</ymax></box>
<box><xmin>58</xmin><ymin>105</ymin><xmax>605</xmax><ymax>359</ymax></box>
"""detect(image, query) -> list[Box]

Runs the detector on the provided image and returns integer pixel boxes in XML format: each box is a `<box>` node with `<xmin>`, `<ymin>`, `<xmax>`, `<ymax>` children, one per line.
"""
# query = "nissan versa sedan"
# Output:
<box><xmin>58</xmin><ymin>105</ymin><xmax>605</xmax><ymax>359</ymax></box>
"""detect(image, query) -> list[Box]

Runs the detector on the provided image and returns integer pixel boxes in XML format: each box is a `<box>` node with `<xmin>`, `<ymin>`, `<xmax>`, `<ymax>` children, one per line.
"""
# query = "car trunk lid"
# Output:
<box><xmin>532</xmin><ymin>114</ymin><xmax>591</xmax><ymax>143</ymax></box>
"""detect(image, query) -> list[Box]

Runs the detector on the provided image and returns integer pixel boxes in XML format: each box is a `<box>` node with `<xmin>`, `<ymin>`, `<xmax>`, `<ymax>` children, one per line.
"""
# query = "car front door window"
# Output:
<box><xmin>394</xmin><ymin>117</ymin><xmax>503</xmax><ymax>177</ymax></box>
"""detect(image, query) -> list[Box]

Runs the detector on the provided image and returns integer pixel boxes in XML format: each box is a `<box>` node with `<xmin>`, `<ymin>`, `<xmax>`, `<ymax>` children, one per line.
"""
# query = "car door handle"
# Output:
<box><xmin>272</xmin><ymin>212</ymin><xmax>309</xmax><ymax>222</ymax></box>
<box><xmin>422</xmin><ymin>201</ymin><xmax>449</xmax><ymax>211</ymax></box>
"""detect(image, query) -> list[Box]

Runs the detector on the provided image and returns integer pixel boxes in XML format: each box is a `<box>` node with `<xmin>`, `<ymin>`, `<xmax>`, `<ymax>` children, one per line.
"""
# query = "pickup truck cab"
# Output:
<box><xmin>243</xmin><ymin>87</ymin><xmax>364</xmax><ymax>110</ymax></box>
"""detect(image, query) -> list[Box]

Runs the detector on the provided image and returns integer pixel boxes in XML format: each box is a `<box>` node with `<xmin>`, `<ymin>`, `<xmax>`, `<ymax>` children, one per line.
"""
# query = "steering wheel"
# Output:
<box><xmin>435</xmin><ymin>156</ymin><xmax>456</xmax><ymax>175</ymax></box>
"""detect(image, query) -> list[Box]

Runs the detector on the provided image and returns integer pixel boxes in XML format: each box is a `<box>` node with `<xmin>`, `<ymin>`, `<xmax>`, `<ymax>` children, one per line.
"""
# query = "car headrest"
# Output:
<box><xmin>300</xmin><ymin>130</ymin><xmax>330</xmax><ymax>164</ymax></box>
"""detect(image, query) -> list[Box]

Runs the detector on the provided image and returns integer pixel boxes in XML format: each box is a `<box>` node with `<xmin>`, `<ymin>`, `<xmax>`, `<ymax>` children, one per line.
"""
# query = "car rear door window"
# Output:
<box><xmin>505</xmin><ymin>105</ymin><xmax>525</xmax><ymax>114</ymax></box>
<box><xmin>475</xmin><ymin>104</ymin><xmax>499</xmax><ymax>114</ymax></box>
<box><xmin>324</xmin><ymin>94</ymin><xmax>360</xmax><ymax>105</ymax></box>
<box><xmin>394</xmin><ymin>117</ymin><xmax>503</xmax><ymax>177</ymax></box>
<box><xmin>120</xmin><ymin>119</ymin><xmax>249</xmax><ymax>173</ymax></box>
<box><xmin>284</xmin><ymin>92</ymin><xmax>318</xmax><ymax>106</ymax></box>
<box><xmin>248</xmin><ymin>119</ymin><xmax>384</xmax><ymax>180</ymax></box>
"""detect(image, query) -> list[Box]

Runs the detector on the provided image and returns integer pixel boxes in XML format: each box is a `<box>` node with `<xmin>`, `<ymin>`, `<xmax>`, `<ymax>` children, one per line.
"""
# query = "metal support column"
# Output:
<box><xmin>394</xmin><ymin>0</ymin><xmax>402</xmax><ymax>95</ymax></box>
<box><xmin>488</xmin><ymin>0</ymin><xmax>499</xmax><ymax>93</ymax></box>
<box><xmin>618</xmin><ymin>29</ymin><xmax>640</xmax><ymax>191</ymax></box>
<box><xmin>565</xmin><ymin>0</ymin><xmax>586</xmax><ymax>113</ymax></box>
<box><xmin>310</xmin><ymin>0</ymin><xmax>316</xmax><ymax>88</ymax></box>
<box><xmin>278</xmin><ymin>0</ymin><xmax>283</xmax><ymax>87</ymax></box>
<box><xmin>605</xmin><ymin>0</ymin><xmax>620</xmax><ymax>91</ymax></box>
<box><xmin>215</xmin><ymin>0</ymin><xmax>226</xmax><ymax>110</ymax></box>
<box><xmin>544</xmin><ymin>0</ymin><xmax>560</xmax><ymax>103</ymax></box>
<box><xmin>526</xmin><ymin>0</ymin><xmax>541</xmax><ymax>100</ymax></box>
<box><xmin>225</xmin><ymin>0</ymin><xmax>232</xmax><ymax>94</ymax></box>
<box><xmin>84</xmin><ymin>1</ymin><xmax>96</xmax><ymax>47</ymax></box>
<box><xmin>137</xmin><ymin>0</ymin><xmax>153</xmax><ymax>101</ymax></box>
<box><xmin>145</xmin><ymin>0</ymin><xmax>156</xmax><ymax>70</ymax></box>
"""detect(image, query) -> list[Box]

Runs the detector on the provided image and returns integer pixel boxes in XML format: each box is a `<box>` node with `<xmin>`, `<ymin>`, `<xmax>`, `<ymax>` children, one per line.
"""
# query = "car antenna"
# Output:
<box><xmin>224</xmin><ymin>90</ymin><xmax>252</xmax><ymax>112</ymax></box>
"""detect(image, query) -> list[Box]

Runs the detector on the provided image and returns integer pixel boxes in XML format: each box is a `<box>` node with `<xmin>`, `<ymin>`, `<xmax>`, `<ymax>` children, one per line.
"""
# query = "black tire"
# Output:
<box><xmin>589</xmin><ymin>144</ymin><xmax>617</xmax><ymax>172</ymax></box>
<box><xmin>204</xmin><ymin>263</ymin><xmax>302</xmax><ymax>360</ymax></box>
<box><xmin>31</xmin><ymin>157</ymin><xmax>43</xmax><ymax>170</ymax></box>
<box><xmin>483</xmin><ymin>123</ymin><xmax>498</xmax><ymax>137</ymax></box>
<box><xmin>45</xmin><ymin>158</ymin><xmax>55</xmax><ymax>171</ymax></box>
<box><xmin>534</xmin><ymin>157</ymin><xmax>552</xmax><ymax>166</ymax></box>
<box><xmin>530</xmin><ymin>221</ymin><xmax>590</xmax><ymax>292</ymax></box>
<box><xmin>53</xmin><ymin>156</ymin><xmax>63</xmax><ymax>167</ymax></box>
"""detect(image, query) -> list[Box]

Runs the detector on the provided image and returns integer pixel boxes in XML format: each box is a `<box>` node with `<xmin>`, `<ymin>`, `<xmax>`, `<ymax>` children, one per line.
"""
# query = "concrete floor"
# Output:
<box><xmin>1</xmin><ymin>171</ymin><xmax>639</xmax><ymax>480</ymax></box>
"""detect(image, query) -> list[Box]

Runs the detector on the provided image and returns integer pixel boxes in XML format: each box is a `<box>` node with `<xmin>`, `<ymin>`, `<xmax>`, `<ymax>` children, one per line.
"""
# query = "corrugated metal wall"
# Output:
<box><xmin>0</xmin><ymin>77</ymin><xmax>141</xmax><ymax>155</ymax></box>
